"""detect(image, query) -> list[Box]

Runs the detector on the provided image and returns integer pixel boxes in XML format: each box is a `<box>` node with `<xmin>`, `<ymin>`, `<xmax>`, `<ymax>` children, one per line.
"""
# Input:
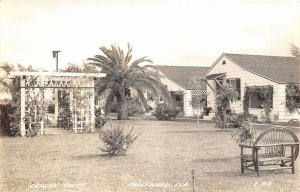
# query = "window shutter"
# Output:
<box><xmin>236</xmin><ymin>78</ymin><xmax>241</xmax><ymax>99</ymax></box>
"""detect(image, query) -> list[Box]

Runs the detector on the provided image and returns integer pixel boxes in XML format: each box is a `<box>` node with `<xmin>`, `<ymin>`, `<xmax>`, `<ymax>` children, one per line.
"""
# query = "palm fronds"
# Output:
<box><xmin>88</xmin><ymin>43</ymin><xmax>173</xmax><ymax>119</ymax></box>
<box><xmin>289</xmin><ymin>43</ymin><xmax>300</xmax><ymax>58</ymax></box>
<box><xmin>0</xmin><ymin>63</ymin><xmax>14</xmax><ymax>74</ymax></box>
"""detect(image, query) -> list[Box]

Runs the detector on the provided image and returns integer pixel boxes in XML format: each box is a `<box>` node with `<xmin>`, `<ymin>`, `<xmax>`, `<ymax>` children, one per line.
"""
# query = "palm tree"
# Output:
<box><xmin>289</xmin><ymin>43</ymin><xmax>300</xmax><ymax>58</ymax></box>
<box><xmin>289</xmin><ymin>43</ymin><xmax>300</xmax><ymax>82</ymax></box>
<box><xmin>0</xmin><ymin>63</ymin><xmax>14</xmax><ymax>94</ymax></box>
<box><xmin>88</xmin><ymin>44</ymin><xmax>173</xmax><ymax>120</ymax></box>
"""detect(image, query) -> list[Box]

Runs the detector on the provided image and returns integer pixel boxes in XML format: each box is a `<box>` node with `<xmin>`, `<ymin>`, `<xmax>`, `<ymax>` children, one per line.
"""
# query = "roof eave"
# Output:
<box><xmin>224</xmin><ymin>55</ymin><xmax>280</xmax><ymax>84</ymax></box>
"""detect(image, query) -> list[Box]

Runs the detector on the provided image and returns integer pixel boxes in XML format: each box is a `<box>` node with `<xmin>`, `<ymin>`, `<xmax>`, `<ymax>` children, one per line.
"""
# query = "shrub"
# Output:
<box><xmin>95</xmin><ymin>107</ymin><xmax>106</xmax><ymax>131</ymax></box>
<box><xmin>214</xmin><ymin>112</ymin><xmax>258</xmax><ymax>129</ymax></box>
<box><xmin>127</xmin><ymin>97</ymin><xmax>144</xmax><ymax>116</ymax></box>
<box><xmin>232</xmin><ymin>120</ymin><xmax>257</xmax><ymax>144</ymax></box>
<box><xmin>226</xmin><ymin>113</ymin><xmax>258</xmax><ymax>128</ymax></box>
<box><xmin>226</xmin><ymin>113</ymin><xmax>245</xmax><ymax>128</ymax></box>
<box><xmin>99</xmin><ymin>123</ymin><xmax>141</xmax><ymax>156</ymax></box>
<box><xmin>202</xmin><ymin>107</ymin><xmax>212</xmax><ymax>116</ymax></box>
<box><xmin>153</xmin><ymin>103</ymin><xmax>177</xmax><ymax>120</ymax></box>
<box><xmin>0</xmin><ymin>103</ymin><xmax>21</xmax><ymax>136</ymax></box>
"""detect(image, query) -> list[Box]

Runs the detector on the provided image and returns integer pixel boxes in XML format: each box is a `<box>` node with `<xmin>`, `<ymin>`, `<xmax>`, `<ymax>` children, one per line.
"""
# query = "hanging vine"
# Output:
<box><xmin>285</xmin><ymin>81</ymin><xmax>300</xmax><ymax>114</ymax></box>
<box><xmin>243</xmin><ymin>85</ymin><xmax>273</xmax><ymax>121</ymax></box>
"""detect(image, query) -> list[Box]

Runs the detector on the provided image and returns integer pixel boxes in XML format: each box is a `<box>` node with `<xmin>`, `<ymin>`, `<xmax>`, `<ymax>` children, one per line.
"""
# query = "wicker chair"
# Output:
<box><xmin>239</xmin><ymin>127</ymin><xmax>299</xmax><ymax>177</ymax></box>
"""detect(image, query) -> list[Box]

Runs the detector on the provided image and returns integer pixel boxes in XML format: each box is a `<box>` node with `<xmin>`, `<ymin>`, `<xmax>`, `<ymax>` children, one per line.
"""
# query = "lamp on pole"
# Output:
<box><xmin>52</xmin><ymin>50</ymin><xmax>61</xmax><ymax>72</ymax></box>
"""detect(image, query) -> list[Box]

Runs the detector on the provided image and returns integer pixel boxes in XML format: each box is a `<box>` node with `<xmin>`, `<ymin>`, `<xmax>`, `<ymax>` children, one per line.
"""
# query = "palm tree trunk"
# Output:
<box><xmin>116</xmin><ymin>87</ymin><xmax>128</xmax><ymax>120</ymax></box>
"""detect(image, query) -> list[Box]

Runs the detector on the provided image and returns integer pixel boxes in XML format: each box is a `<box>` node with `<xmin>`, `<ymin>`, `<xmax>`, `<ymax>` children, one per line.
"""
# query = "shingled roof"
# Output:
<box><xmin>156</xmin><ymin>66</ymin><xmax>209</xmax><ymax>90</ymax></box>
<box><xmin>223</xmin><ymin>53</ymin><xmax>299</xmax><ymax>83</ymax></box>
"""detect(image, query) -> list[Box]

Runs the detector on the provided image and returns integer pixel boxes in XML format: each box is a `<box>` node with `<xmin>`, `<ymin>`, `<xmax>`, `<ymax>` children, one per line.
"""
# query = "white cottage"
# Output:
<box><xmin>155</xmin><ymin>66</ymin><xmax>209</xmax><ymax>117</ymax></box>
<box><xmin>206</xmin><ymin>53</ymin><xmax>300</xmax><ymax>122</ymax></box>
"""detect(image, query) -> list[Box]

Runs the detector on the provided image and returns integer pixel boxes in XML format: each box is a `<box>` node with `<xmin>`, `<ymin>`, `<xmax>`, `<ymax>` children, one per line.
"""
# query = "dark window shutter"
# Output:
<box><xmin>236</xmin><ymin>78</ymin><xmax>241</xmax><ymax>100</ymax></box>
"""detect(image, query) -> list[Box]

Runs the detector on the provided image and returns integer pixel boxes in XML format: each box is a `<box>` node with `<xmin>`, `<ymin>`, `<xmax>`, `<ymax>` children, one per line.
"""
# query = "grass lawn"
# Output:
<box><xmin>0</xmin><ymin>118</ymin><xmax>299</xmax><ymax>192</ymax></box>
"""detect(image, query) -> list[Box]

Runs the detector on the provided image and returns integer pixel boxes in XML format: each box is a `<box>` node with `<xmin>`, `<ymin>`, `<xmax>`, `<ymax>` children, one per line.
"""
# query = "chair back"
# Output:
<box><xmin>254</xmin><ymin>128</ymin><xmax>299</xmax><ymax>159</ymax></box>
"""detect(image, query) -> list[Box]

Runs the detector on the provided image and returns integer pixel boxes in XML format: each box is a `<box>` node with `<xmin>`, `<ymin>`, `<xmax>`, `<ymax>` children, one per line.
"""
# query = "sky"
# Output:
<box><xmin>0</xmin><ymin>0</ymin><xmax>299</xmax><ymax>71</ymax></box>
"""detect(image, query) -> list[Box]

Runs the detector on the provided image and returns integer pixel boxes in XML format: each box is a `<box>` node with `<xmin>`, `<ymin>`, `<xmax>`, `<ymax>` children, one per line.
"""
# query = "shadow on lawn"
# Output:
<box><xmin>162</xmin><ymin>130</ymin><xmax>214</xmax><ymax>134</ymax></box>
<box><xmin>203</xmin><ymin>169</ymin><xmax>296</xmax><ymax>178</ymax></box>
<box><xmin>193</xmin><ymin>157</ymin><xmax>239</xmax><ymax>164</ymax></box>
<box><xmin>74</xmin><ymin>153</ymin><xmax>116</xmax><ymax>160</ymax></box>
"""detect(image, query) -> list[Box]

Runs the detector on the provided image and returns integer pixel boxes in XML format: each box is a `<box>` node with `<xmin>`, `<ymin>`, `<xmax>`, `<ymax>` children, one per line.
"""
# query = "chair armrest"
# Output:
<box><xmin>239</xmin><ymin>143</ymin><xmax>254</xmax><ymax>148</ymax></box>
<box><xmin>256</xmin><ymin>143</ymin><xmax>299</xmax><ymax>147</ymax></box>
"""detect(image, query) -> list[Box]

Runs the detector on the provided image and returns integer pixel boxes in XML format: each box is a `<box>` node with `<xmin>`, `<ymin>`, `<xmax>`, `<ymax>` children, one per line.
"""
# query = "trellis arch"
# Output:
<box><xmin>11</xmin><ymin>72</ymin><xmax>105</xmax><ymax>136</ymax></box>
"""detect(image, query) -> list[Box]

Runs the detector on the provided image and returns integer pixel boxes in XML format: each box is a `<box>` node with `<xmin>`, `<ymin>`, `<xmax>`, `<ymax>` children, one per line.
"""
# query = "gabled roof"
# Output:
<box><xmin>208</xmin><ymin>53</ymin><xmax>299</xmax><ymax>83</ymax></box>
<box><xmin>156</xmin><ymin>65</ymin><xmax>209</xmax><ymax>90</ymax></box>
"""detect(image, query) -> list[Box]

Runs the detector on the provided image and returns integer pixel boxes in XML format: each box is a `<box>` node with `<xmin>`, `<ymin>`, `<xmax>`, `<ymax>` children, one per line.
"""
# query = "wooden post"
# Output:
<box><xmin>241</xmin><ymin>147</ymin><xmax>244</xmax><ymax>173</ymax></box>
<box><xmin>192</xmin><ymin>170</ymin><xmax>195</xmax><ymax>192</ymax></box>
<box><xmin>90</xmin><ymin>79</ymin><xmax>95</xmax><ymax>133</ymax></box>
<box><xmin>74</xmin><ymin>101</ymin><xmax>77</xmax><ymax>134</ymax></box>
<box><xmin>54</xmin><ymin>88</ymin><xmax>59</xmax><ymax>127</ymax></box>
<box><xmin>40</xmin><ymin>119</ymin><xmax>44</xmax><ymax>135</ymax></box>
<box><xmin>20</xmin><ymin>77</ymin><xmax>26</xmax><ymax>136</ymax></box>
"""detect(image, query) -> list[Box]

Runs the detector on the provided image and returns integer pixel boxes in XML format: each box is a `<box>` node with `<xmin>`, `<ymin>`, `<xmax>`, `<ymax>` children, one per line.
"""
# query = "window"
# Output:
<box><xmin>222</xmin><ymin>60</ymin><xmax>226</xmax><ymax>65</ymax></box>
<box><xmin>249</xmin><ymin>93</ymin><xmax>273</xmax><ymax>108</ymax></box>
<box><xmin>226</xmin><ymin>78</ymin><xmax>241</xmax><ymax>100</ymax></box>
<box><xmin>296</xmin><ymin>96</ymin><xmax>300</xmax><ymax>105</ymax></box>
<box><xmin>159</xmin><ymin>96</ymin><xmax>163</xmax><ymax>102</ymax></box>
<box><xmin>125</xmin><ymin>87</ymin><xmax>131</xmax><ymax>97</ymax></box>
<box><xmin>249</xmin><ymin>93</ymin><xmax>263</xmax><ymax>108</ymax></box>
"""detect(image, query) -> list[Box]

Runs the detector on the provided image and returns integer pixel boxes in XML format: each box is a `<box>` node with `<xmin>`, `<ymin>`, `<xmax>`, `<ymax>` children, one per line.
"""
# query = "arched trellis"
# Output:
<box><xmin>10</xmin><ymin>72</ymin><xmax>106</xmax><ymax>136</ymax></box>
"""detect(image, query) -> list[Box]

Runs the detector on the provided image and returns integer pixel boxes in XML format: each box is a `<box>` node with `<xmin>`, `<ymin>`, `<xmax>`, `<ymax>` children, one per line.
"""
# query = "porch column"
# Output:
<box><xmin>183</xmin><ymin>90</ymin><xmax>192</xmax><ymax>117</ymax></box>
<box><xmin>20</xmin><ymin>77</ymin><xmax>26</xmax><ymax>136</ymax></box>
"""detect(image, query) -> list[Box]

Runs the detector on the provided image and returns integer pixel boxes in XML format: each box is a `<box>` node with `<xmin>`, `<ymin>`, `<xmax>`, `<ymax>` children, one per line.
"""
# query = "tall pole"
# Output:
<box><xmin>52</xmin><ymin>50</ymin><xmax>60</xmax><ymax>72</ymax></box>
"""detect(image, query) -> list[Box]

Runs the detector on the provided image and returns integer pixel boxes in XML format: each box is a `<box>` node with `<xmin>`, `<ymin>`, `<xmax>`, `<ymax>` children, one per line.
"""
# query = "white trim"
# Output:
<box><xmin>205</xmin><ymin>54</ymin><xmax>224</xmax><ymax>76</ymax></box>
<box><xmin>10</xmin><ymin>71</ymin><xmax>106</xmax><ymax>77</ymax></box>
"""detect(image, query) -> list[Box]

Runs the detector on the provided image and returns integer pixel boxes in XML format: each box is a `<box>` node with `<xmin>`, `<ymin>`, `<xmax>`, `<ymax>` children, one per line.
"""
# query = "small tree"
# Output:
<box><xmin>190</xmin><ymin>76</ymin><xmax>207</xmax><ymax>122</ymax></box>
<box><xmin>215</xmin><ymin>84</ymin><xmax>239</xmax><ymax>130</ymax></box>
<box><xmin>231</xmin><ymin>119</ymin><xmax>257</xmax><ymax>144</ymax></box>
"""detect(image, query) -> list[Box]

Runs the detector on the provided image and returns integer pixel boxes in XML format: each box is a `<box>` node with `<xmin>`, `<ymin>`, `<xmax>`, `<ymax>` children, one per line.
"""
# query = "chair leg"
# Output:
<box><xmin>255</xmin><ymin>149</ymin><xmax>260</xmax><ymax>177</ymax></box>
<box><xmin>241</xmin><ymin>147</ymin><xmax>244</xmax><ymax>173</ymax></box>
<box><xmin>291</xmin><ymin>146</ymin><xmax>295</xmax><ymax>174</ymax></box>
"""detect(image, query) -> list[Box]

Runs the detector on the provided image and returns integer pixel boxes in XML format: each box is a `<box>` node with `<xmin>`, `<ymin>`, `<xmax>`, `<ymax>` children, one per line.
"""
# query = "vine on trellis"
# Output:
<box><xmin>243</xmin><ymin>85</ymin><xmax>273</xmax><ymax>122</ymax></box>
<box><xmin>58</xmin><ymin>89</ymin><xmax>72</xmax><ymax>129</ymax></box>
<box><xmin>285</xmin><ymin>81</ymin><xmax>300</xmax><ymax>114</ymax></box>
<box><xmin>25</xmin><ymin>79</ymin><xmax>46</xmax><ymax>137</ymax></box>
<box><xmin>215</xmin><ymin>84</ymin><xmax>239</xmax><ymax>130</ymax></box>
